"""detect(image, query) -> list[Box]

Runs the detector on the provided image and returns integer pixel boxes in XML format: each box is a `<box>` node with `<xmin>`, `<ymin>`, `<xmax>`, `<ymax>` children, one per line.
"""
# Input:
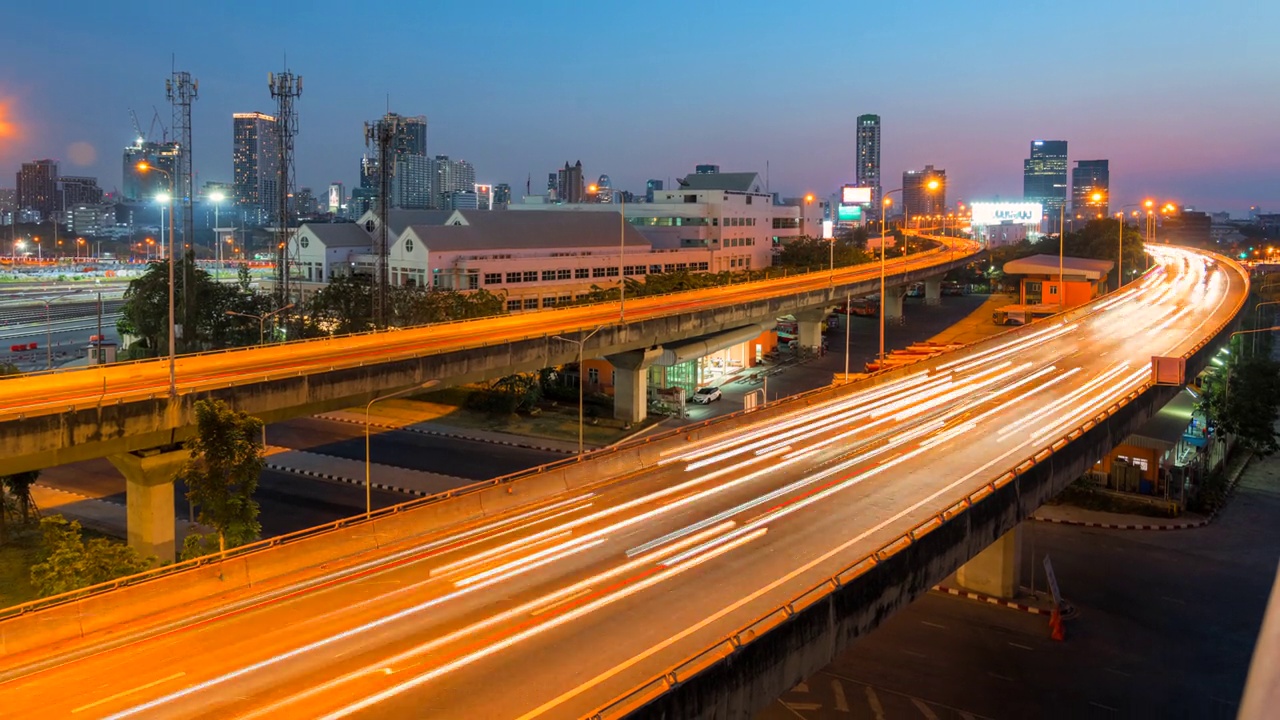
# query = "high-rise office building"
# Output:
<box><xmin>493</xmin><ymin>183</ymin><xmax>512</xmax><ymax>207</ymax></box>
<box><xmin>594</xmin><ymin>174</ymin><xmax>613</xmax><ymax>203</ymax></box>
<box><xmin>433</xmin><ymin>156</ymin><xmax>476</xmax><ymax>209</ymax></box>
<box><xmin>902</xmin><ymin>165</ymin><xmax>946</xmax><ymax>219</ymax></box>
<box><xmin>1024</xmin><ymin>140</ymin><xmax>1068</xmax><ymax>232</ymax></box>
<box><xmin>123</xmin><ymin>140</ymin><xmax>179</xmax><ymax>202</ymax></box>
<box><xmin>16</xmin><ymin>159</ymin><xmax>58</xmax><ymax>220</ymax></box>
<box><xmin>1072</xmin><ymin>159</ymin><xmax>1110</xmax><ymax>220</ymax></box>
<box><xmin>59</xmin><ymin>176</ymin><xmax>103</xmax><ymax>207</ymax></box>
<box><xmin>556</xmin><ymin>161</ymin><xmax>584</xmax><ymax>203</ymax></box>
<box><xmin>327</xmin><ymin>182</ymin><xmax>345</xmax><ymax>215</ymax></box>
<box><xmin>368</xmin><ymin>113</ymin><xmax>431</xmax><ymax>209</ymax></box>
<box><xmin>232</xmin><ymin>112</ymin><xmax>280</xmax><ymax>225</ymax></box>
<box><xmin>855</xmin><ymin>114</ymin><xmax>882</xmax><ymax>213</ymax></box>
<box><xmin>645</xmin><ymin>179</ymin><xmax>663</xmax><ymax>203</ymax></box>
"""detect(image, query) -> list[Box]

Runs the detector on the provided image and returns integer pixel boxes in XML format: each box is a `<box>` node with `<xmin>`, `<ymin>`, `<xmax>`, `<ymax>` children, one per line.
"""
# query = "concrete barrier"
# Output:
<box><xmin>243</xmin><ymin>525</ymin><xmax>381</xmax><ymax>587</ymax></box>
<box><xmin>477</xmin><ymin>473</ymin><xmax>570</xmax><ymax>517</ymax></box>
<box><xmin>370</xmin><ymin>494</ymin><xmax>486</xmax><ymax>549</ymax></box>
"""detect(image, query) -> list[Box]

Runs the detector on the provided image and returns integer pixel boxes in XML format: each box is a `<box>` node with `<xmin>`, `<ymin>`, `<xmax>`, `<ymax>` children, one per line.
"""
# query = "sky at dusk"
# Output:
<box><xmin>1</xmin><ymin>0</ymin><xmax>1276</xmax><ymax>215</ymax></box>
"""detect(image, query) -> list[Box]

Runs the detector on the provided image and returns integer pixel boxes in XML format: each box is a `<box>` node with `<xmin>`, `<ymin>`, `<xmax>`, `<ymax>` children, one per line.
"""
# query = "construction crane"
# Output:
<box><xmin>129</xmin><ymin>109</ymin><xmax>145</xmax><ymax>144</ymax></box>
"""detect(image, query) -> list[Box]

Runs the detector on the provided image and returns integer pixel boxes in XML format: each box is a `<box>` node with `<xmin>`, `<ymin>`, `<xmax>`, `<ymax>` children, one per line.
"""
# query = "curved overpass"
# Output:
<box><xmin>0</xmin><ymin>245</ymin><xmax>1245</xmax><ymax>720</ymax></box>
<box><xmin>0</xmin><ymin>237</ymin><xmax>979</xmax><ymax>474</ymax></box>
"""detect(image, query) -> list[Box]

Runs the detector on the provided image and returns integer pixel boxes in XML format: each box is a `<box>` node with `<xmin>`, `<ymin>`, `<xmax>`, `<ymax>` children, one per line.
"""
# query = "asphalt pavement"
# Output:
<box><xmin>759</xmin><ymin>447</ymin><xmax>1280</xmax><ymax>720</ymax></box>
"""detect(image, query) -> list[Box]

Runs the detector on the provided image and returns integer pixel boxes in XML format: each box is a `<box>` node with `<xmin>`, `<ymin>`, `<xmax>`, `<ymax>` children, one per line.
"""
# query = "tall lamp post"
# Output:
<box><xmin>364</xmin><ymin>380</ymin><xmax>440</xmax><ymax>515</ymax></box>
<box><xmin>225</xmin><ymin>302</ymin><xmax>295</xmax><ymax>345</ymax></box>
<box><xmin>879</xmin><ymin>189</ymin><xmax>903</xmax><ymax>365</ymax></box>
<box><xmin>1253</xmin><ymin>301</ymin><xmax>1280</xmax><ymax>355</ymax></box>
<box><xmin>209</xmin><ymin>191</ymin><xmax>225</xmax><ymax>279</ymax></box>
<box><xmin>553</xmin><ymin>325</ymin><xmax>606</xmax><ymax>456</ymax></box>
<box><xmin>588</xmin><ymin>184</ymin><xmax>627</xmax><ymax>323</ymax></box>
<box><xmin>137</xmin><ymin>162</ymin><xmax>177</xmax><ymax>397</ymax></box>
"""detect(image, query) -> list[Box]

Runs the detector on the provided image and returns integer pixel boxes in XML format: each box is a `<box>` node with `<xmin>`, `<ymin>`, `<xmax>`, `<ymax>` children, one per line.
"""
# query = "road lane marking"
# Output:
<box><xmin>71</xmin><ymin>672</ymin><xmax>185</xmax><ymax>714</ymax></box>
<box><xmin>783</xmin><ymin>702</ymin><xmax>821</xmax><ymax>711</ymax></box>
<box><xmin>793</xmin><ymin>681</ymin><xmax>809</xmax><ymax>693</ymax></box>
<box><xmin>1105</xmin><ymin>668</ymin><xmax>1132</xmax><ymax>677</ymax></box>
<box><xmin>960</xmin><ymin>712</ymin><xmax>977</xmax><ymax>720</ymax></box>
<box><xmin>1008</xmin><ymin>642</ymin><xmax>1033</xmax><ymax>650</ymax></box>
<box><xmin>903</xmin><ymin>650</ymin><xmax>928</xmax><ymax>658</ymax></box>
<box><xmin>865</xmin><ymin>686</ymin><xmax>886</xmax><ymax>720</ymax></box>
<box><xmin>1089</xmin><ymin>700</ymin><xmax>1118</xmax><ymax>712</ymax></box>
<box><xmin>988</xmin><ymin>672</ymin><xmax>1012</xmax><ymax>681</ymax></box>
<box><xmin>912</xmin><ymin>698</ymin><xmax>940</xmax><ymax>720</ymax></box>
<box><xmin>832</xmin><ymin>679</ymin><xmax>849</xmax><ymax>713</ymax></box>
<box><xmin>921</xmin><ymin>620</ymin><xmax>946</xmax><ymax>629</ymax></box>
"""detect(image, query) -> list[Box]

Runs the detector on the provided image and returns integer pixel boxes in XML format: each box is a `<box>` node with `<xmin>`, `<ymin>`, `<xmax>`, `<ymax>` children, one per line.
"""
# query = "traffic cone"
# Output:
<box><xmin>1049</xmin><ymin>608</ymin><xmax>1065</xmax><ymax>641</ymax></box>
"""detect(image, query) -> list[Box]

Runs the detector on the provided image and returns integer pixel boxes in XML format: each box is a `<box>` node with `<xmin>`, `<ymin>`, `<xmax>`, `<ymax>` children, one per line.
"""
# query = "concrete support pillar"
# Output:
<box><xmin>793</xmin><ymin>309</ymin><xmax>828</xmax><ymax>353</ymax></box>
<box><xmin>955</xmin><ymin>524</ymin><xmax>1023</xmax><ymax>599</ymax></box>
<box><xmin>884</xmin><ymin>285</ymin><xmax>907</xmax><ymax>324</ymax></box>
<box><xmin>607</xmin><ymin>347</ymin><xmax>663</xmax><ymax>424</ymax></box>
<box><xmin>924</xmin><ymin>278</ymin><xmax>942</xmax><ymax>306</ymax></box>
<box><xmin>108</xmin><ymin>447</ymin><xmax>190</xmax><ymax>565</ymax></box>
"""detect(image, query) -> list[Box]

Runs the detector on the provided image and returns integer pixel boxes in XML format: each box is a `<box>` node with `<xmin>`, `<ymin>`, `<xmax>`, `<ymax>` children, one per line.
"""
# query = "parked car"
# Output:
<box><xmin>692</xmin><ymin>386</ymin><xmax>722</xmax><ymax>404</ymax></box>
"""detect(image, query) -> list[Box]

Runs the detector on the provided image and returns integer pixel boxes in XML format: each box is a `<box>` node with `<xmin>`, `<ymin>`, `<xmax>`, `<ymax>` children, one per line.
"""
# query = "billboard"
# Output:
<box><xmin>837</xmin><ymin>204</ymin><xmax>863</xmax><ymax>222</ymax></box>
<box><xmin>821</xmin><ymin>220</ymin><xmax>834</xmax><ymax>239</ymax></box>
<box><xmin>841</xmin><ymin>185</ymin><xmax>873</xmax><ymax>205</ymax></box>
<box><xmin>971</xmin><ymin>201</ymin><xmax>1043</xmax><ymax>225</ymax></box>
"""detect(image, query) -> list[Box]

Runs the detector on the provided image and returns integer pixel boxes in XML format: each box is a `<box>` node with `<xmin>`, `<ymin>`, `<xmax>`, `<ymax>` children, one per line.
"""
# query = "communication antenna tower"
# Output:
<box><xmin>270</xmin><ymin>68</ymin><xmax>302</xmax><ymax>306</ymax></box>
<box><xmin>167</xmin><ymin>69</ymin><xmax>198</xmax><ymax>346</ymax></box>
<box><xmin>364</xmin><ymin>115</ymin><xmax>399</xmax><ymax>328</ymax></box>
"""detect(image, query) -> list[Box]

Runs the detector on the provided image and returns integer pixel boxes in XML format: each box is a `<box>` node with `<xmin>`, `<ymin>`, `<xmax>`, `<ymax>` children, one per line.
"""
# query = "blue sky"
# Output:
<box><xmin>1</xmin><ymin>0</ymin><xmax>1277</xmax><ymax>214</ymax></box>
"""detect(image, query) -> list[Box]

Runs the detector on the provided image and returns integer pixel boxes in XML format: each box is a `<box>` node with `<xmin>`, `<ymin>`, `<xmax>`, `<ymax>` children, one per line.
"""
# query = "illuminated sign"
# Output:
<box><xmin>841</xmin><ymin>186</ymin><xmax>872</xmax><ymax>205</ymax></box>
<box><xmin>821</xmin><ymin>220</ymin><xmax>834</xmax><ymax>239</ymax></box>
<box><xmin>970</xmin><ymin>201</ymin><xmax>1043</xmax><ymax>225</ymax></box>
<box><xmin>837</xmin><ymin>204</ymin><xmax>863</xmax><ymax>222</ymax></box>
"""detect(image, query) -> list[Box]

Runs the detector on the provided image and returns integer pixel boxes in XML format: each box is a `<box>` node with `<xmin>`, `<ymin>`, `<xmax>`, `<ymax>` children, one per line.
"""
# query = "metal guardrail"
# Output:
<box><xmin>0</xmin><ymin>238</ymin><xmax>972</xmax><ymax>384</ymax></box>
<box><xmin>587</xmin><ymin>246</ymin><xmax>1250</xmax><ymax>719</ymax></box>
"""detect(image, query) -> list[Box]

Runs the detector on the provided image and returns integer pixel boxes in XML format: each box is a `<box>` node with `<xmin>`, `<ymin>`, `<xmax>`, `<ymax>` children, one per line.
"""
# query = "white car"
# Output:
<box><xmin>692</xmin><ymin>387</ymin><xmax>722</xmax><ymax>404</ymax></box>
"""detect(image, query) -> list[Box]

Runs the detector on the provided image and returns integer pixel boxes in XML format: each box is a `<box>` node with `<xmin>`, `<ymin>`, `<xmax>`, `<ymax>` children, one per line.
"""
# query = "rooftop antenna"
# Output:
<box><xmin>167</xmin><ymin>63</ymin><xmax>198</xmax><ymax>347</ymax></box>
<box><xmin>365</xmin><ymin>114</ymin><xmax>400</xmax><ymax>328</ymax></box>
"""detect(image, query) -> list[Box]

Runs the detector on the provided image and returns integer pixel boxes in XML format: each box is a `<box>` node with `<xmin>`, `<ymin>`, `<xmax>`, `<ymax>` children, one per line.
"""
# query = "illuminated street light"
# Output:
<box><xmin>552</xmin><ymin>326</ymin><xmax>607</xmax><ymax>456</ymax></box>
<box><xmin>137</xmin><ymin>161</ymin><xmax>177</xmax><ymax>397</ymax></box>
<box><xmin>209</xmin><ymin>190</ymin><xmax>226</xmax><ymax>277</ymax></box>
<box><xmin>587</xmin><ymin>184</ymin><xmax>628</xmax><ymax>323</ymax></box>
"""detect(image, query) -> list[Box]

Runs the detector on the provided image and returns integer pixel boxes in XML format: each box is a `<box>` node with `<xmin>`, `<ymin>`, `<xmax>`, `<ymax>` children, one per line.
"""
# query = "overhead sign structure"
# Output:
<box><xmin>970</xmin><ymin>201</ymin><xmax>1043</xmax><ymax>225</ymax></box>
<box><xmin>841</xmin><ymin>185</ymin><xmax>873</xmax><ymax>205</ymax></box>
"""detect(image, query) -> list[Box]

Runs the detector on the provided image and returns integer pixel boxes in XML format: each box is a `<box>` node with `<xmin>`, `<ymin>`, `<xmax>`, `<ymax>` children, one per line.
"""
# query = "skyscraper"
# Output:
<box><xmin>232</xmin><ymin>112</ymin><xmax>280</xmax><ymax>225</ymax></box>
<box><xmin>1072</xmin><ymin>159</ymin><xmax>1110</xmax><ymax>220</ymax></box>
<box><xmin>902</xmin><ymin>165</ymin><xmax>946</xmax><ymax>219</ymax></box>
<box><xmin>594</xmin><ymin>174</ymin><xmax>613</xmax><ymax>203</ymax></box>
<box><xmin>59</xmin><ymin>176</ymin><xmax>102</xmax><ymax>207</ymax></box>
<box><xmin>645</xmin><ymin>179</ymin><xmax>663</xmax><ymax>203</ymax></box>
<box><xmin>368</xmin><ymin>113</ymin><xmax>431</xmax><ymax>209</ymax></box>
<box><xmin>433</xmin><ymin>156</ymin><xmax>476</xmax><ymax>208</ymax></box>
<box><xmin>556</xmin><ymin>161</ymin><xmax>584</xmax><ymax>203</ymax></box>
<box><xmin>16</xmin><ymin>159</ymin><xmax>58</xmax><ymax>220</ymax></box>
<box><xmin>1024</xmin><ymin>140</ymin><xmax>1068</xmax><ymax>232</ymax></box>
<box><xmin>855</xmin><ymin>114</ymin><xmax>882</xmax><ymax>213</ymax></box>
<box><xmin>493</xmin><ymin>183</ymin><xmax>512</xmax><ymax>207</ymax></box>
<box><xmin>123</xmin><ymin>139</ymin><xmax>179</xmax><ymax>202</ymax></box>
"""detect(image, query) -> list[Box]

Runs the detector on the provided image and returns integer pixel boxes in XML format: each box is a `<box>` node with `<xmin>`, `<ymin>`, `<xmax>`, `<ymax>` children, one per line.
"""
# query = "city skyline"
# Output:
<box><xmin>0</xmin><ymin>1</ymin><xmax>1275</xmax><ymax>214</ymax></box>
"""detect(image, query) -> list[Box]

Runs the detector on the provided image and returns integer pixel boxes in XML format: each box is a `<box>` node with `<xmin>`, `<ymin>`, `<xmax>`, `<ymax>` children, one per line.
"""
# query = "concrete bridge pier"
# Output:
<box><xmin>954</xmin><ymin>524</ymin><xmax>1023</xmax><ymax>598</ymax></box>
<box><xmin>793</xmin><ymin>309</ymin><xmax>829</xmax><ymax>353</ymax></box>
<box><xmin>924</xmin><ymin>278</ymin><xmax>943</xmax><ymax>306</ymax></box>
<box><xmin>108</xmin><ymin>447</ymin><xmax>190</xmax><ymax>565</ymax></box>
<box><xmin>884</xmin><ymin>285</ymin><xmax>907</xmax><ymax>324</ymax></box>
<box><xmin>608</xmin><ymin>347</ymin><xmax>663</xmax><ymax>424</ymax></box>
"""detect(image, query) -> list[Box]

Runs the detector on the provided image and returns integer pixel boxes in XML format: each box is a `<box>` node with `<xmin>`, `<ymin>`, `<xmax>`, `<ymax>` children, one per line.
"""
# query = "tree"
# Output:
<box><xmin>29</xmin><ymin>516</ymin><xmax>152</xmax><ymax>597</ymax></box>
<box><xmin>299</xmin><ymin>273</ymin><xmax>375</xmax><ymax>337</ymax></box>
<box><xmin>772</xmin><ymin>234</ymin><xmax>873</xmax><ymax>271</ymax></box>
<box><xmin>118</xmin><ymin>258</ymin><xmax>268</xmax><ymax>354</ymax></box>
<box><xmin>389</xmin><ymin>285</ymin><xmax>506</xmax><ymax>327</ymax></box>
<box><xmin>1199</xmin><ymin>355</ymin><xmax>1280</xmax><ymax>455</ymax></box>
<box><xmin>176</xmin><ymin>399</ymin><xmax>264</xmax><ymax>554</ymax></box>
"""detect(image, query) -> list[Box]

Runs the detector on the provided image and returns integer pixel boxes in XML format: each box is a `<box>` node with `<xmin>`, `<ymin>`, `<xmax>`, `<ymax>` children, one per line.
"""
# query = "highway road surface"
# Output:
<box><xmin>0</xmin><ymin>246</ymin><xmax>1246</xmax><ymax>718</ymax></box>
<box><xmin>0</xmin><ymin>237</ymin><xmax>981</xmax><ymax>423</ymax></box>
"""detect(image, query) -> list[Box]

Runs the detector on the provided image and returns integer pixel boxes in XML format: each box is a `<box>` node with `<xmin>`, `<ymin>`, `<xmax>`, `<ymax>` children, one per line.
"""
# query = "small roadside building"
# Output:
<box><xmin>1002</xmin><ymin>254</ymin><xmax>1115</xmax><ymax>308</ymax></box>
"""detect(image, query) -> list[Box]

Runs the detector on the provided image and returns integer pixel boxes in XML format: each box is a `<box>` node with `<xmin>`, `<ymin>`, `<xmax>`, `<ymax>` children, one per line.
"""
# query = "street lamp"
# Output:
<box><xmin>137</xmin><ymin>161</ymin><xmax>177</xmax><ymax>397</ymax></box>
<box><xmin>879</xmin><ymin>188</ymin><xmax>905</xmax><ymax>365</ymax></box>
<box><xmin>1253</xmin><ymin>301</ymin><xmax>1280</xmax><ymax>355</ymax></box>
<box><xmin>225</xmin><ymin>302</ymin><xmax>295</xmax><ymax>345</ymax></box>
<box><xmin>364</xmin><ymin>380</ymin><xmax>440</xmax><ymax>515</ymax></box>
<box><xmin>44</xmin><ymin>291</ymin><xmax>77</xmax><ymax>369</ymax></box>
<box><xmin>588</xmin><ymin>184</ymin><xmax>627</xmax><ymax>323</ymax></box>
<box><xmin>552</xmin><ymin>325</ymin><xmax>606</xmax><ymax>456</ymax></box>
<box><xmin>209</xmin><ymin>191</ymin><xmax>226</xmax><ymax>279</ymax></box>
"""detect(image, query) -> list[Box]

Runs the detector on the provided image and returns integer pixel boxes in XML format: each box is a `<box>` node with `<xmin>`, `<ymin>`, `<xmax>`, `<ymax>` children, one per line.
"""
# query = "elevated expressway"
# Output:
<box><xmin>0</xmin><ymin>246</ymin><xmax>1247</xmax><ymax>718</ymax></box>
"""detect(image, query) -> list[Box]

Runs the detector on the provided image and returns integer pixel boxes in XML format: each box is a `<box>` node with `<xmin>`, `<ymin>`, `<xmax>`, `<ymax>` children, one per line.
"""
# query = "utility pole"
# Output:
<box><xmin>270</xmin><ymin>68</ymin><xmax>302</xmax><ymax>318</ymax></box>
<box><xmin>167</xmin><ymin>68</ymin><xmax>197</xmax><ymax>351</ymax></box>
